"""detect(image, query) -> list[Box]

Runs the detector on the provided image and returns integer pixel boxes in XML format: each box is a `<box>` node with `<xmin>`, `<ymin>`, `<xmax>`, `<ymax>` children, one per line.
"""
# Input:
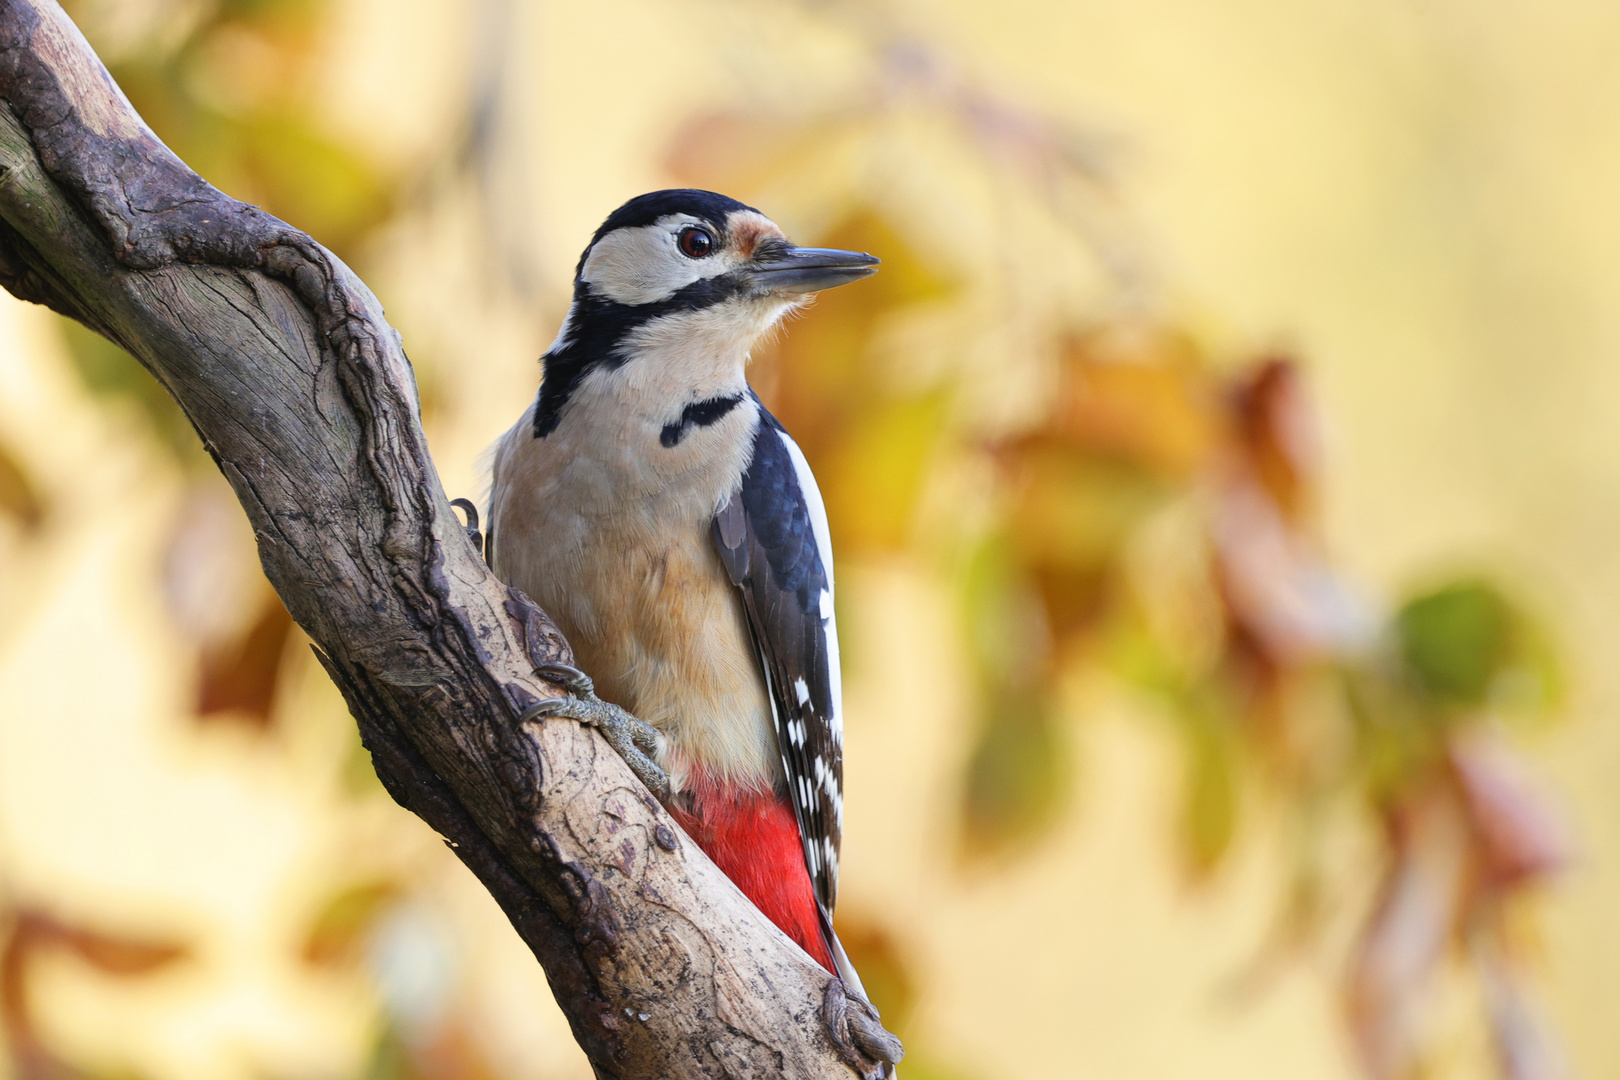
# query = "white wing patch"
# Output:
<box><xmin>780</xmin><ymin>433</ymin><xmax>844</xmax><ymax>746</ymax></box>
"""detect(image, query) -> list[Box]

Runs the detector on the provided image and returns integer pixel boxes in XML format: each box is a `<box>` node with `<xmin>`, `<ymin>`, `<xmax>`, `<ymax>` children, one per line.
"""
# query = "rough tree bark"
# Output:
<box><xmin>0</xmin><ymin>3</ymin><xmax>902</xmax><ymax>1077</ymax></box>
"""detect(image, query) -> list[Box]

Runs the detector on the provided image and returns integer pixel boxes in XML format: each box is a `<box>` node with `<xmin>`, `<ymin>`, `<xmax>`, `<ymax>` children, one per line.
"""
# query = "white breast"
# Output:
<box><xmin>489</xmin><ymin>362</ymin><xmax>778</xmax><ymax>794</ymax></box>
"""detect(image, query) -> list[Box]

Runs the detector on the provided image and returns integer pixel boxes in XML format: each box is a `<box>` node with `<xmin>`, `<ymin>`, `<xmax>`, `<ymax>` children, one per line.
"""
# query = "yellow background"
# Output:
<box><xmin>2</xmin><ymin>1</ymin><xmax>1618</xmax><ymax>1078</ymax></box>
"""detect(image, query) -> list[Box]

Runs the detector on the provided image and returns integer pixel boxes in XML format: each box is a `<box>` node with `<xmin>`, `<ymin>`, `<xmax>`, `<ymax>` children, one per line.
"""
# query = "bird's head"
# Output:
<box><xmin>530</xmin><ymin>191</ymin><xmax>878</xmax><ymax>438</ymax></box>
<box><xmin>567</xmin><ymin>189</ymin><xmax>878</xmax><ymax>349</ymax></box>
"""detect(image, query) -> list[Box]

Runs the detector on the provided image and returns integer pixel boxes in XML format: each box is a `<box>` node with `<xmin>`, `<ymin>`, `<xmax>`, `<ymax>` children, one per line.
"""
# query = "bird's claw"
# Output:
<box><xmin>522</xmin><ymin>667</ymin><xmax>670</xmax><ymax>801</ymax></box>
<box><xmin>449</xmin><ymin>498</ymin><xmax>484</xmax><ymax>559</ymax></box>
<box><xmin>535</xmin><ymin>662</ymin><xmax>598</xmax><ymax>700</ymax></box>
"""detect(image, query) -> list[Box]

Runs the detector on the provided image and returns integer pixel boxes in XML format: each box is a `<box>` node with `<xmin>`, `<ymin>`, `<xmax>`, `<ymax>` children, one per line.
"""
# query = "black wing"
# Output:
<box><xmin>712</xmin><ymin>405</ymin><xmax>845</xmax><ymax>918</ymax></box>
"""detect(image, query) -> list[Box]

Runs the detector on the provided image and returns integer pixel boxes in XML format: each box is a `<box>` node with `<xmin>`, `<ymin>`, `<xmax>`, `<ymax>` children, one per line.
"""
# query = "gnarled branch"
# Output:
<box><xmin>0</xmin><ymin>3</ymin><xmax>899</xmax><ymax>1076</ymax></box>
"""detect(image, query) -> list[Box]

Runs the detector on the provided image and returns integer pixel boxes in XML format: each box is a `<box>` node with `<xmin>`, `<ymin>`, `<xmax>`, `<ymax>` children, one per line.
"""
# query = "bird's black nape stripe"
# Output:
<box><xmin>660</xmin><ymin>393</ymin><xmax>744</xmax><ymax>448</ymax></box>
<box><xmin>532</xmin><ymin>272</ymin><xmax>754</xmax><ymax>439</ymax></box>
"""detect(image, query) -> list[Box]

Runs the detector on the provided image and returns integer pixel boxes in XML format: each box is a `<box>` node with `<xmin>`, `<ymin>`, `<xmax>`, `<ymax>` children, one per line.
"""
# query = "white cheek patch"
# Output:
<box><xmin>580</xmin><ymin>214</ymin><xmax>747</xmax><ymax>306</ymax></box>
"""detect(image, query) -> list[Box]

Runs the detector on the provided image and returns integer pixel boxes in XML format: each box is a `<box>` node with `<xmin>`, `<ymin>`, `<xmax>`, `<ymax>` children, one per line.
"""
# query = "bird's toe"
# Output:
<box><xmin>536</xmin><ymin>662</ymin><xmax>598</xmax><ymax>700</ymax></box>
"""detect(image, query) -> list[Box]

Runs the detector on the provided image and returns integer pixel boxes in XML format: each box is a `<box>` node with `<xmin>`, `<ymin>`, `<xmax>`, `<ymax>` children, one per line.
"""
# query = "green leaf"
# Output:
<box><xmin>1395</xmin><ymin>580</ymin><xmax>1513</xmax><ymax>707</ymax></box>
<box><xmin>1177</xmin><ymin>706</ymin><xmax>1238</xmax><ymax>876</ymax></box>
<box><xmin>959</xmin><ymin>689</ymin><xmax>1070</xmax><ymax>860</ymax></box>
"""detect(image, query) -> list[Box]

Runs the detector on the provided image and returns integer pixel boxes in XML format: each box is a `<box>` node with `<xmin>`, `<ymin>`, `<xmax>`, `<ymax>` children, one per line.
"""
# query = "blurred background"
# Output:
<box><xmin>0</xmin><ymin>0</ymin><xmax>1616</xmax><ymax>1077</ymax></box>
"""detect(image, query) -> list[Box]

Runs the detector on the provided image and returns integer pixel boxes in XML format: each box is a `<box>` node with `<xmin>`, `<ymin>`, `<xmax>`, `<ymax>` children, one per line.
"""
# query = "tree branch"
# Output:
<box><xmin>0</xmin><ymin>3</ymin><xmax>898</xmax><ymax>1076</ymax></box>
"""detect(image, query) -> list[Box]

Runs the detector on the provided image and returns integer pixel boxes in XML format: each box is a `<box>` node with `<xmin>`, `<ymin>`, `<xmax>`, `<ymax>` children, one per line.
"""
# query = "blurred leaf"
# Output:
<box><xmin>1345</xmin><ymin>665</ymin><xmax>1448</xmax><ymax>804</ymax></box>
<box><xmin>959</xmin><ymin>690</ymin><xmax>1069</xmax><ymax>861</ymax></box>
<box><xmin>196</xmin><ymin>594</ymin><xmax>294</xmax><ymax>727</ymax></box>
<box><xmin>233</xmin><ymin>111</ymin><xmax>392</xmax><ymax>253</ymax></box>
<box><xmin>1346</xmin><ymin>786</ymin><xmax>1470</xmax><ymax>1080</ymax></box>
<box><xmin>1175</xmin><ymin>703</ymin><xmax>1239</xmax><ymax>876</ymax></box>
<box><xmin>992</xmin><ymin>441</ymin><xmax>1167</xmax><ymax>647</ymax></box>
<box><xmin>1491</xmin><ymin>604</ymin><xmax>1565</xmax><ymax>721</ymax></box>
<box><xmin>829</xmin><ymin>915</ymin><xmax>916</xmax><ymax>1039</ymax></box>
<box><xmin>59</xmin><ymin>318</ymin><xmax>201</xmax><ymax>462</ymax></box>
<box><xmin>1002</xmin><ymin>452</ymin><xmax>1164</xmax><ymax>601</ymax></box>
<box><xmin>1449</xmin><ymin>732</ymin><xmax>1568</xmax><ymax>888</ymax></box>
<box><xmin>92</xmin><ymin>0</ymin><xmax>394</xmax><ymax>264</ymax></box>
<box><xmin>1028</xmin><ymin>560</ymin><xmax>1115</xmax><ymax>647</ymax></box>
<box><xmin>1124</xmin><ymin>501</ymin><xmax>1226</xmax><ymax>681</ymax></box>
<box><xmin>1476</xmin><ymin>924</ymin><xmax>1564</xmax><ymax>1080</ymax></box>
<box><xmin>757</xmin><ymin>209</ymin><xmax>956</xmax><ymax>557</ymax></box>
<box><xmin>364</xmin><ymin>1021</ymin><xmax>501</xmax><ymax>1080</ymax></box>
<box><xmin>1110</xmin><ymin>620</ymin><xmax>1244</xmax><ymax>876</ymax></box>
<box><xmin>303</xmin><ymin>881</ymin><xmax>399</xmax><ymax>968</ymax></box>
<box><xmin>52</xmin><ymin>931</ymin><xmax>186</xmax><ymax>978</ymax></box>
<box><xmin>1229</xmin><ymin>357</ymin><xmax>1320</xmax><ymax>523</ymax></box>
<box><xmin>1053</xmin><ymin>325</ymin><xmax>1220</xmax><ymax>479</ymax></box>
<box><xmin>366</xmin><ymin>1026</ymin><xmax>413</xmax><ymax>1080</ymax></box>
<box><xmin>959</xmin><ymin>532</ymin><xmax>1049</xmax><ymax>682</ymax></box>
<box><xmin>0</xmin><ymin>439</ymin><xmax>45</xmax><ymax>531</ymax></box>
<box><xmin>1396</xmin><ymin>580</ymin><xmax>1514</xmax><ymax>707</ymax></box>
<box><xmin>2</xmin><ymin>909</ymin><xmax>189</xmax><ymax>1080</ymax></box>
<box><xmin>823</xmin><ymin>389</ymin><xmax>948</xmax><ymax>552</ymax></box>
<box><xmin>11</xmin><ymin>912</ymin><xmax>187</xmax><ymax>977</ymax></box>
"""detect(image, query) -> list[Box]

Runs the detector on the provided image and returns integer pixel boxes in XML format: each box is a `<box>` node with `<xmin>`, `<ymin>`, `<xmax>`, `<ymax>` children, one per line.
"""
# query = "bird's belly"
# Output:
<box><xmin>493</xmin><ymin>434</ymin><xmax>779</xmax><ymax>794</ymax></box>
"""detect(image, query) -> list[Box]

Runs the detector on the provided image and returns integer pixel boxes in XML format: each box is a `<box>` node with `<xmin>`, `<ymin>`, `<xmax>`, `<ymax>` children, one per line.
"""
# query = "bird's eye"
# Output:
<box><xmin>678</xmin><ymin>226</ymin><xmax>716</xmax><ymax>259</ymax></box>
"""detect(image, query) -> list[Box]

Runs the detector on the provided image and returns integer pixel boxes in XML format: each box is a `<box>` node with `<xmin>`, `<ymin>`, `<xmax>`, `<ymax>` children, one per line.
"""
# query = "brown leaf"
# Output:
<box><xmin>828</xmin><ymin>915</ymin><xmax>918</xmax><ymax>1040</ymax></box>
<box><xmin>1049</xmin><ymin>325</ymin><xmax>1222</xmax><ymax>478</ymax></box>
<box><xmin>10</xmin><ymin>910</ymin><xmax>188</xmax><ymax>976</ymax></box>
<box><xmin>196</xmin><ymin>594</ymin><xmax>295</xmax><ymax>727</ymax></box>
<box><xmin>0</xmin><ymin>438</ymin><xmax>44</xmax><ymax>531</ymax></box>
<box><xmin>1228</xmin><ymin>357</ymin><xmax>1320</xmax><ymax>523</ymax></box>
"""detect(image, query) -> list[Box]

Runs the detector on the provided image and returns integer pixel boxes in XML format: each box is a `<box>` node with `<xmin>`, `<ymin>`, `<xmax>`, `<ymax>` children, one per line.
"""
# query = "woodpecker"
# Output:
<box><xmin>488</xmin><ymin>190</ymin><xmax>880</xmax><ymax>1005</ymax></box>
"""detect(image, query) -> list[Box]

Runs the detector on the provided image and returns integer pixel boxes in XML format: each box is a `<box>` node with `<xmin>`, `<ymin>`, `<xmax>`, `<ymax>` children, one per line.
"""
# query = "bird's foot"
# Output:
<box><xmin>823</xmin><ymin>979</ymin><xmax>903</xmax><ymax>1079</ymax></box>
<box><xmin>522</xmin><ymin>663</ymin><xmax>670</xmax><ymax>801</ymax></box>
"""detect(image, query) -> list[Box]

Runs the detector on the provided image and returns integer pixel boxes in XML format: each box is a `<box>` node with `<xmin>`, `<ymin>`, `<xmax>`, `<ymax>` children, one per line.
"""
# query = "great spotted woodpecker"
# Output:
<box><xmin>487</xmin><ymin>190</ymin><xmax>880</xmax><ymax>1008</ymax></box>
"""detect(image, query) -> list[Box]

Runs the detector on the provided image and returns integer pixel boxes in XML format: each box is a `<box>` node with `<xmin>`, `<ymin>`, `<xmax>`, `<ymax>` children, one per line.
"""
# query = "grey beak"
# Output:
<box><xmin>748</xmin><ymin>245</ymin><xmax>880</xmax><ymax>294</ymax></box>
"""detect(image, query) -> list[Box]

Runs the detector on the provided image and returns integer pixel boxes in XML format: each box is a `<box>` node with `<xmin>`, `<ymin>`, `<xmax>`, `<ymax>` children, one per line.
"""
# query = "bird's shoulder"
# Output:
<box><xmin>726</xmin><ymin>402</ymin><xmax>830</xmax><ymax>601</ymax></box>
